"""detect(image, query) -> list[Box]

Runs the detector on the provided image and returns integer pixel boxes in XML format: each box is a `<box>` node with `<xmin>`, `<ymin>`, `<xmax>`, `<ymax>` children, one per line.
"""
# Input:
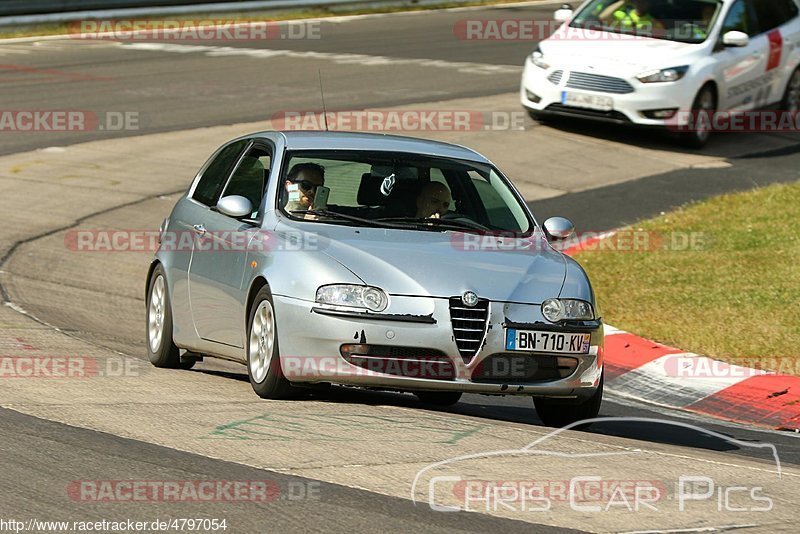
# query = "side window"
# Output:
<box><xmin>222</xmin><ymin>146</ymin><xmax>271</xmax><ymax>217</ymax></box>
<box><xmin>754</xmin><ymin>0</ymin><xmax>798</xmax><ymax>31</ymax></box>
<box><xmin>192</xmin><ymin>140</ymin><xmax>249</xmax><ymax>206</ymax></box>
<box><xmin>721</xmin><ymin>0</ymin><xmax>753</xmax><ymax>35</ymax></box>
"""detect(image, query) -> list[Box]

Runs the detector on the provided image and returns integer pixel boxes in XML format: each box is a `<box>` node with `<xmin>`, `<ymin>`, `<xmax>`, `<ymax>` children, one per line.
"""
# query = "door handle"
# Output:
<box><xmin>192</xmin><ymin>224</ymin><xmax>206</xmax><ymax>236</ymax></box>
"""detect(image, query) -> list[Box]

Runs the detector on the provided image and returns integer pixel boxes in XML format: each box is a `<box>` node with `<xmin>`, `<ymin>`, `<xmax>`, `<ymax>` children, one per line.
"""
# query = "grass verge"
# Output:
<box><xmin>573</xmin><ymin>182</ymin><xmax>800</xmax><ymax>374</ymax></box>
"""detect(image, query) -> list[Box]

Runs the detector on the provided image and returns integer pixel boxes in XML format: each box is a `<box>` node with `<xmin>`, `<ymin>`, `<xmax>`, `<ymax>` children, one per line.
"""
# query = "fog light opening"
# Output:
<box><xmin>556</xmin><ymin>356</ymin><xmax>579</xmax><ymax>378</ymax></box>
<box><xmin>525</xmin><ymin>90</ymin><xmax>542</xmax><ymax>104</ymax></box>
<box><xmin>641</xmin><ymin>108</ymin><xmax>678</xmax><ymax>119</ymax></box>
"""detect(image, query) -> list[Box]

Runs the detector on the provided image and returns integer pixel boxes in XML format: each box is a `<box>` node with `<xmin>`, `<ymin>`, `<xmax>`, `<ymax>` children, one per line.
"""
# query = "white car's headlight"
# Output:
<box><xmin>636</xmin><ymin>65</ymin><xmax>689</xmax><ymax>83</ymax></box>
<box><xmin>530</xmin><ymin>46</ymin><xmax>550</xmax><ymax>69</ymax></box>
<box><xmin>541</xmin><ymin>298</ymin><xmax>594</xmax><ymax>322</ymax></box>
<box><xmin>316</xmin><ymin>284</ymin><xmax>388</xmax><ymax>312</ymax></box>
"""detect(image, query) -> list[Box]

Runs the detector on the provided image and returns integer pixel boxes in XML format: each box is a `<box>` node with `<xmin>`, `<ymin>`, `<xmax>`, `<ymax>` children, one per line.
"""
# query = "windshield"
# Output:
<box><xmin>277</xmin><ymin>150</ymin><xmax>533</xmax><ymax>234</ymax></box>
<box><xmin>569</xmin><ymin>0</ymin><xmax>722</xmax><ymax>43</ymax></box>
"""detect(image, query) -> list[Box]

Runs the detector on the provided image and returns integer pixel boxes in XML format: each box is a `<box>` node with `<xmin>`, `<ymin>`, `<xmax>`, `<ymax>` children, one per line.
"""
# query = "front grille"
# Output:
<box><xmin>341</xmin><ymin>345</ymin><xmax>456</xmax><ymax>380</ymax></box>
<box><xmin>547</xmin><ymin>70</ymin><xmax>564</xmax><ymax>85</ymax></box>
<box><xmin>449</xmin><ymin>297</ymin><xmax>489</xmax><ymax>363</ymax></box>
<box><xmin>545</xmin><ymin>104</ymin><xmax>631</xmax><ymax>123</ymax></box>
<box><xmin>472</xmin><ymin>354</ymin><xmax>574</xmax><ymax>383</ymax></box>
<box><xmin>566</xmin><ymin>71</ymin><xmax>634</xmax><ymax>94</ymax></box>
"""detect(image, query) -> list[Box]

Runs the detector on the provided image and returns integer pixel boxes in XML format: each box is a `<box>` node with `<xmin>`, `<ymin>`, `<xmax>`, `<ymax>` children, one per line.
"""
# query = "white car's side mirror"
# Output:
<box><xmin>216</xmin><ymin>195</ymin><xmax>253</xmax><ymax>218</ymax></box>
<box><xmin>554</xmin><ymin>4</ymin><xmax>574</xmax><ymax>22</ymax></box>
<box><xmin>722</xmin><ymin>30</ymin><xmax>749</xmax><ymax>47</ymax></box>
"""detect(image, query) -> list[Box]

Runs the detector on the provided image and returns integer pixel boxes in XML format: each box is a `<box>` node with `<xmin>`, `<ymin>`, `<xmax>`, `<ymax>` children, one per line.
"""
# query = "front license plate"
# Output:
<box><xmin>561</xmin><ymin>91</ymin><xmax>614</xmax><ymax>111</ymax></box>
<box><xmin>505</xmin><ymin>329</ymin><xmax>591</xmax><ymax>354</ymax></box>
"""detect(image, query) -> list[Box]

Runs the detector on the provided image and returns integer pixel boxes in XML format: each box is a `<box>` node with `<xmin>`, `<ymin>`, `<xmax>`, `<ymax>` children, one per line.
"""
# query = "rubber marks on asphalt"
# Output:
<box><xmin>117</xmin><ymin>42</ymin><xmax>523</xmax><ymax>75</ymax></box>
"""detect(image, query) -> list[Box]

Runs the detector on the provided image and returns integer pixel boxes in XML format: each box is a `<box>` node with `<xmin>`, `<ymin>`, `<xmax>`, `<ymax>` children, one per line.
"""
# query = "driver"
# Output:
<box><xmin>284</xmin><ymin>162</ymin><xmax>325</xmax><ymax>212</ymax></box>
<box><xmin>415</xmin><ymin>181</ymin><xmax>452</xmax><ymax>219</ymax></box>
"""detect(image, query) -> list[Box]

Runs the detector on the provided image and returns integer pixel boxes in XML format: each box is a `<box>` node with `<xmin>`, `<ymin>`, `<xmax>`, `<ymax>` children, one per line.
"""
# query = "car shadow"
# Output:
<box><xmin>193</xmin><ymin>363</ymin><xmax>751</xmax><ymax>455</ymax></box>
<box><xmin>531</xmin><ymin>114</ymin><xmax>800</xmax><ymax>159</ymax></box>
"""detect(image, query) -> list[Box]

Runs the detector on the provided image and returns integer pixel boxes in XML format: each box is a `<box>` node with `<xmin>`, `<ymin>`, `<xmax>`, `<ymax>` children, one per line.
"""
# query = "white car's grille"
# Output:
<box><xmin>547</xmin><ymin>70</ymin><xmax>564</xmax><ymax>85</ymax></box>
<box><xmin>566</xmin><ymin>71</ymin><xmax>634</xmax><ymax>94</ymax></box>
<box><xmin>449</xmin><ymin>297</ymin><xmax>489</xmax><ymax>363</ymax></box>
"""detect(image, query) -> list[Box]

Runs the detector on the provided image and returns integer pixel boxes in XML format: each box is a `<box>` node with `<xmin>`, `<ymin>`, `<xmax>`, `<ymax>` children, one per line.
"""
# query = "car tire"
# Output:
<box><xmin>415</xmin><ymin>391</ymin><xmax>463</xmax><ymax>406</ymax></box>
<box><xmin>533</xmin><ymin>374</ymin><xmax>603</xmax><ymax>428</ymax></box>
<box><xmin>679</xmin><ymin>84</ymin><xmax>716</xmax><ymax>149</ymax></box>
<box><xmin>780</xmin><ymin>67</ymin><xmax>800</xmax><ymax>114</ymax></box>
<box><xmin>146</xmin><ymin>264</ymin><xmax>193</xmax><ymax>369</ymax></box>
<box><xmin>247</xmin><ymin>285</ymin><xmax>293</xmax><ymax>399</ymax></box>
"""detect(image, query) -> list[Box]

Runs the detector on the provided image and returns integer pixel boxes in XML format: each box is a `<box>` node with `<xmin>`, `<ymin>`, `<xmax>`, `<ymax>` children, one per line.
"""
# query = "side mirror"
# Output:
<box><xmin>216</xmin><ymin>195</ymin><xmax>253</xmax><ymax>219</ymax></box>
<box><xmin>554</xmin><ymin>4</ymin><xmax>574</xmax><ymax>22</ymax></box>
<box><xmin>543</xmin><ymin>216</ymin><xmax>575</xmax><ymax>241</ymax></box>
<box><xmin>722</xmin><ymin>30</ymin><xmax>749</xmax><ymax>47</ymax></box>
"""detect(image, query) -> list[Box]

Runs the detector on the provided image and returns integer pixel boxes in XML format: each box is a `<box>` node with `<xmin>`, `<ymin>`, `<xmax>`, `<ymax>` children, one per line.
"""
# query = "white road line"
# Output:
<box><xmin>119</xmin><ymin>42</ymin><xmax>523</xmax><ymax>75</ymax></box>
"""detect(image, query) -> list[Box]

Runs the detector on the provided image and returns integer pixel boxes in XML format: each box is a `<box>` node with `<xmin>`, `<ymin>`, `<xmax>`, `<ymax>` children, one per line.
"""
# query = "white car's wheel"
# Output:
<box><xmin>781</xmin><ymin>68</ymin><xmax>800</xmax><ymax>113</ymax></box>
<box><xmin>247</xmin><ymin>285</ymin><xmax>293</xmax><ymax>399</ymax></box>
<box><xmin>146</xmin><ymin>265</ymin><xmax>193</xmax><ymax>369</ymax></box>
<box><xmin>680</xmin><ymin>84</ymin><xmax>716</xmax><ymax>149</ymax></box>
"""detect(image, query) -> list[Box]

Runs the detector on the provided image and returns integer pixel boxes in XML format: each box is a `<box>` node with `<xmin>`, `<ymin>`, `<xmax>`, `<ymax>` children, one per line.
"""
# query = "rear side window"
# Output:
<box><xmin>753</xmin><ymin>0</ymin><xmax>799</xmax><ymax>31</ymax></box>
<box><xmin>192</xmin><ymin>140</ymin><xmax>249</xmax><ymax>206</ymax></box>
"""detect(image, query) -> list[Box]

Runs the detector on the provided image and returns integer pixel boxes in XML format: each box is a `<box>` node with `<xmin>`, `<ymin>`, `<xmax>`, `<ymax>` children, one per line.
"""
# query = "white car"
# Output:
<box><xmin>521</xmin><ymin>0</ymin><xmax>800</xmax><ymax>146</ymax></box>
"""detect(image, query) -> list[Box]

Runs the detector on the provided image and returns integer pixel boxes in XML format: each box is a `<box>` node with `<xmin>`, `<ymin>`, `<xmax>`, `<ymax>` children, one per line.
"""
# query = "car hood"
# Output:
<box><xmin>542</xmin><ymin>29</ymin><xmax>703</xmax><ymax>74</ymax></box>
<box><xmin>293</xmin><ymin>223</ymin><xmax>567</xmax><ymax>303</ymax></box>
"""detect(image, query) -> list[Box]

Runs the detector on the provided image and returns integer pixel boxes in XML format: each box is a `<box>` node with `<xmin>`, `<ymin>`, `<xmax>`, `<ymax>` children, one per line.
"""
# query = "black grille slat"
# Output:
<box><xmin>547</xmin><ymin>70</ymin><xmax>564</xmax><ymax>85</ymax></box>
<box><xmin>565</xmin><ymin>71</ymin><xmax>634</xmax><ymax>94</ymax></box>
<box><xmin>449</xmin><ymin>297</ymin><xmax>489</xmax><ymax>363</ymax></box>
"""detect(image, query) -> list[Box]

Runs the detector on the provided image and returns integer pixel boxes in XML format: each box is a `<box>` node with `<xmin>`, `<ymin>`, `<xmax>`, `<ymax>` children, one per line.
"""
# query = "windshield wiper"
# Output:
<box><xmin>290</xmin><ymin>209</ymin><xmax>409</xmax><ymax>229</ymax></box>
<box><xmin>376</xmin><ymin>216</ymin><xmax>490</xmax><ymax>232</ymax></box>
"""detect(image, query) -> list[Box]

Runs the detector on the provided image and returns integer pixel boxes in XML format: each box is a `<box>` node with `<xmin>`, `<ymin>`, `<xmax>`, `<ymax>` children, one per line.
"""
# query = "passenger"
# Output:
<box><xmin>284</xmin><ymin>162</ymin><xmax>325</xmax><ymax>212</ymax></box>
<box><xmin>600</xmin><ymin>0</ymin><xmax>664</xmax><ymax>32</ymax></box>
<box><xmin>415</xmin><ymin>181</ymin><xmax>452</xmax><ymax>219</ymax></box>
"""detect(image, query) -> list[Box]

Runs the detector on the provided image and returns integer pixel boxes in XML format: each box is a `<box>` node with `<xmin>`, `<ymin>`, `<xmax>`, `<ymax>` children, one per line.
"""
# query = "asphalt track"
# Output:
<box><xmin>1</xmin><ymin>2</ymin><xmax>800</xmax><ymax>532</ymax></box>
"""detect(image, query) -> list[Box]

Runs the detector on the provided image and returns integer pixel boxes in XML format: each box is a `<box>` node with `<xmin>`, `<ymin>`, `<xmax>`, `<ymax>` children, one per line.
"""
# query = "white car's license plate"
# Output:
<box><xmin>561</xmin><ymin>91</ymin><xmax>614</xmax><ymax>111</ymax></box>
<box><xmin>505</xmin><ymin>329</ymin><xmax>591</xmax><ymax>354</ymax></box>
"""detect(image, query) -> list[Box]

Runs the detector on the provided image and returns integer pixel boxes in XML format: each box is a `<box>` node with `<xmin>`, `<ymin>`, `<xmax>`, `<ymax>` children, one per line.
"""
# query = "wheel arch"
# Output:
<box><xmin>246</xmin><ymin>276</ymin><xmax>271</xmax><ymax>326</ymax></box>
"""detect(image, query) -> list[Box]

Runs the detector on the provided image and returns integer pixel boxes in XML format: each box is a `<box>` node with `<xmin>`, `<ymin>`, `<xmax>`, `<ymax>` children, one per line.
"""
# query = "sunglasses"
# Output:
<box><xmin>291</xmin><ymin>179</ymin><xmax>320</xmax><ymax>193</ymax></box>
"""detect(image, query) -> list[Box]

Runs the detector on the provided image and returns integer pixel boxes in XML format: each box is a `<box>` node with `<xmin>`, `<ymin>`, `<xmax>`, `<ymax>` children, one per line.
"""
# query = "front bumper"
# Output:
<box><xmin>520</xmin><ymin>57</ymin><xmax>695</xmax><ymax>127</ymax></box>
<box><xmin>273</xmin><ymin>294</ymin><xmax>603</xmax><ymax>400</ymax></box>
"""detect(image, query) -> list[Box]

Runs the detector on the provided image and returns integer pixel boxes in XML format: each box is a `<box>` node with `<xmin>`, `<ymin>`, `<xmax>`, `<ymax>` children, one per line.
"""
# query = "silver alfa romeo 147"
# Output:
<box><xmin>146</xmin><ymin>131</ymin><xmax>604</xmax><ymax>426</ymax></box>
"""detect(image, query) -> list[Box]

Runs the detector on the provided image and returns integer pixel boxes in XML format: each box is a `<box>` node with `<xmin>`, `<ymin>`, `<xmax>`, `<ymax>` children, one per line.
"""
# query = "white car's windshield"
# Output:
<box><xmin>570</xmin><ymin>0</ymin><xmax>722</xmax><ymax>43</ymax></box>
<box><xmin>279</xmin><ymin>151</ymin><xmax>533</xmax><ymax>234</ymax></box>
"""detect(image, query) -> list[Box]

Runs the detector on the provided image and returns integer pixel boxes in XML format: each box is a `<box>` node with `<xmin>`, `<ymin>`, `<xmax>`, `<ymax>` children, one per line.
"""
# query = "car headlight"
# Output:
<box><xmin>530</xmin><ymin>46</ymin><xmax>550</xmax><ymax>69</ymax></box>
<box><xmin>541</xmin><ymin>298</ymin><xmax>594</xmax><ymax>322</ymax></box>
<box><xmin>316</xmin><ymin>284</ymin><xmax>388</xmax><ymax>312</ymax></box>
<box><xmin>636</xmin><ymin>65</ymin><xmax>689</xmax><ymax>83</ymax></box>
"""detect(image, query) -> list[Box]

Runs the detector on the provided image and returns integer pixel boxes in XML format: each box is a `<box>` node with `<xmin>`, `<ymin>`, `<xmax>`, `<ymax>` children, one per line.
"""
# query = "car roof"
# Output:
<box><xmin>247</xmin><ymin>130</ymin><xmax>492</xmax><ymax>164</ymax></box>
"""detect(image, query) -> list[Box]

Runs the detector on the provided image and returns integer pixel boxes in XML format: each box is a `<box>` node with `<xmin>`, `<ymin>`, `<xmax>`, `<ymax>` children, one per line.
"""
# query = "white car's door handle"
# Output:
<box><xmin>192</xmin><ymin>224</ymin><xmax>206</xmax><ymax>236</ymax></box>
